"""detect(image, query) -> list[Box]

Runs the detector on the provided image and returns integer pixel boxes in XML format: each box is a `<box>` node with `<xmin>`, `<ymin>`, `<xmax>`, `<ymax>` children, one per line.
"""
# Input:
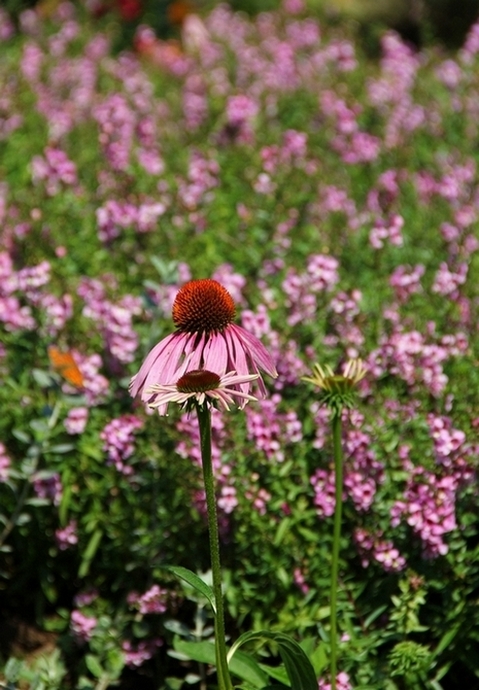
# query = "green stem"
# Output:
<box><xmin>330</xmin><ymin>411</ymin><xmax>344</xmax><ymax>690</ymax></box>
<box><xmin>196</xmin><ymin>404</ymin><xmax>233</xmax><ymax>690</ymax></box>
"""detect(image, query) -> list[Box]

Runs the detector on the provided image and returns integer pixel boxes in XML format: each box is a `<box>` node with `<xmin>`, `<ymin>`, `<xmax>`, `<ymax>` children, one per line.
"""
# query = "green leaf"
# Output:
<box><xmin>162</xmin><ymin>566</ymin><xmax>216</xmax><ymax>613</ymax></box>
<box><xmin>85</xmin><ymin>654</ymin><xmax>103</xmax><ymax>679</ymax></box>
<box><xmin>309</xmin><ymin>641</ymin><xmax>328</xmax><ymax>676</ymax></box>
<box><xmin>174</xmin><ymin>639</ymin><xmax>268</xmax><ymax>688</ymax></box>
<box><xmin>32</xmin><ymin>368</ymin><xmax>54</xmax><ymax>388</ymax></box>
<box><xmin>433</xmin><ymin>622</ymin><xmax>461</xmax><ymax>657</ymax></box>
<box><xmin>273</xmin><ymin>517</ymin><xmax>291</xmax><ymax>547</ymax></box>
<box><xmin>258</xmin><ymin>663</ymin><xmax>290</xmax><ymax>684</ymax></box>
<box><xmin>364</xmin><ymin>604</ymin><xmax>388</xmax><ymax>629</ymax></box>
<box><xmin>48</xmin><ymin>443</ymin><xmax>76</xmax><ymax>454</ymax></box>
<box><xmin>78</xmin><ymin>529</ymin><xmax>102</xmax><ymax>578</ymax></box>
<box><xmin>12</xmin><ymin>429</ymin><xmax>31</xmax><ymax>444</ymax></box>
<box><xmin>59</xmin><ymin>477</ymin><xmax>72</xmax><ymax>526</ymax></box>
<box><xmin>228</xmin><ymin>631</ymin><xmax>317</xmax><ymax>690</ymax></box>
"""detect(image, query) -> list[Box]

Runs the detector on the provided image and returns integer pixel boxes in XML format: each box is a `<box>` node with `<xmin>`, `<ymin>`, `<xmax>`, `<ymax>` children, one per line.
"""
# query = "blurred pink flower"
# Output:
<box><xmin>0</xmin><ymin>443</ymin><xmax>11</xmax><ymax>482</ymax></box>
<box><xmin>70</xmin><ymin>610</ymin><xmax>97</xmax><ymax>643</ymax></box>
<box><xmin>122</xmin><ymin>638</ymin><xmax>163</xmax><ymax>668</ymax></box>
<box><xmin>128</xmin><ymin>585</ymin><xmax>168</xmax><ymax>615</ymax></box>
<box><xmin>64</xmin><ymin>407</ymin><xmax>89</xmax><ymax>435</ymax></box>
<box><xmin>55</xmin><ymin>520</ymin><xmax>78</xmax><ymax>550</ymax></box>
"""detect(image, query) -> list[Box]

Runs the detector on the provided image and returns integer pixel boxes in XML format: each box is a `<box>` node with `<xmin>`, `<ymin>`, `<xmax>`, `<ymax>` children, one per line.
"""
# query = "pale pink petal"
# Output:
<box><xmin>202</xmin><ymin>332</ymin><xmax>228</xmax><ymax>375</ymax></box>
<box><xmin>231</xmin><ymin>325</ymin><xmax>278</xmax><ymax>377</ymax></box>
<box><xmin>223</xmin><ymin>327</ymin><xmax>251</xmax><ymax>393</ymax></box>
<box><xmin>183</xmin><ymin>331</ymin><xmax>207</xmax><ymax>370</ymax></box>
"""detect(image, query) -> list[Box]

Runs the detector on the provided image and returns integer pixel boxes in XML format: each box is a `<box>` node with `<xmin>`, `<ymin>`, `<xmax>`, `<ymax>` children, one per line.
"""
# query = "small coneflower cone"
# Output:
<box><xmin>130</xmin><ymin>279</ymin><xmax>277</xmax><ymax>404</ymax></box>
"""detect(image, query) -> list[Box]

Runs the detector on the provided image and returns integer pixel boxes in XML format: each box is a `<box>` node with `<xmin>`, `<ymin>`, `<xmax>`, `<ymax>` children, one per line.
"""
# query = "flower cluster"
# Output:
<box><xmin>128</xmin><ymin>585</ymin><xmax>169</xmax><ymax>615</ymax></box>
<box><xmin>245</xmin><ymin>394</ymin><xmax>302</xmax><ymax>463</ymax></box>
<box><xmin>391</xmin><ymin>462</ymin><xmax>458</xmax><ymax>557</ymax></box>
<box><xmin>32</xmin><ymin>471</ymin><xmax>62</xmax><ymax>506</ymax></box>
<box><xmin>100</xmin><ymin>414</ymin><xmax>143</xmax><ymax>475</ymax></box>
<box><xmin>55</xmin><ymin>520</ymin><xmax>78</xmax><ymax>550</ymax></box>
<box><xmin>368</xmin><ymin>329</ymin><xmax>468</xmax><ymax>397</ymax></box>
<box><xmin>282</xmin><ymin>254</ymin><xmax>339</xmax><ymax>327</ymax></box>
<box><xmin>354</xmin><ymin>528</ymin><xmax>406</xmax><ymax>572</ymax></box>
<box><xmin>70</xmin><ymin>610</ymin><xmax>97</xmax><ymax>643</ymax></box>
<box><xmin>31</xmin><ymin>146</ymin><xmax>78</xmax><ymax>196</ymax></box>
<box><xmin>79</xmin><ymin>277</ymin><xmax>142</xmax><ymax>365</ymax></box>
<box><xmin>122</xmin><ymin>638</ymin><xmax>164</xmax><ymax>668</ymax></box>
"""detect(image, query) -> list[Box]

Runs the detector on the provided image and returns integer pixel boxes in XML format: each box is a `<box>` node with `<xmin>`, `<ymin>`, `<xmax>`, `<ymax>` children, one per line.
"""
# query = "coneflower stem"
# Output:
<box><xmin>330</xmin><ymin>411</ymin><xmax>344</xmax><ymax>690</ymax></box>
<box><xmin>196</xmin><ymin>404</ymin><xmax>233</xmax><ymax>690</ymax></box>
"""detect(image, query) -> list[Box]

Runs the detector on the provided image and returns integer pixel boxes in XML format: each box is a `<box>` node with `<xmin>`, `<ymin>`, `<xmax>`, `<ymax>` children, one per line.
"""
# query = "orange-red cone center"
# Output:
<box><xmin>172</xmin><ymin>279</ymin><xmax>236</xmax><ymax>333</ymax></box>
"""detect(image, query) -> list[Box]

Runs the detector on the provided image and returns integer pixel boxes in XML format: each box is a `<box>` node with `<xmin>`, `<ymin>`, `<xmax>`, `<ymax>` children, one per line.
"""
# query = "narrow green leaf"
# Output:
<box><xmin>78</xmin><ymin>529</ymin><xmax>102</xmax><ymax>578</ymax></box>
<box><xmin>59</xmin><ymin>471</ymin><xmax>72</xmax><ymax>525</ymax></box>
<box><xmin>228</xmin><ymin>631</ymin><xmax>317</xmax><ymax>690</ymax></box>
<box><xmin>433</xmin><ymin>622</ymin><xmax>461</xmax><ymax>657</ymax></box>
<box><xmin>273</xmin><ymin>518</ymin><xmax>291</xmax><ymax>547</ymax></box>
<box><xmin>174</xmin><ymin>639</ymin><xmax>268</xmax><ymax>688</ymax></box>
<box><xmin>162</xmin><ymin>566</ymin><xmax>216</xmax><ymax>613</ymax></box>
<box><xmin>364</xmin><ymin>604</ymin><xmax>388</xmax><ymax>629</ymax></box>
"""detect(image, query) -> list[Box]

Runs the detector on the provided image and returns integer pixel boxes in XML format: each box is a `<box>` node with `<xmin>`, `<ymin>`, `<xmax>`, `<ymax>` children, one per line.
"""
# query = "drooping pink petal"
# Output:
<box><xmin>231</xmin><ymin>324</ymin><xmax>278</xmax><ymax>378</ymax></box>
<box><xmin>223</xmin><ymin>327</ymin><xmax>250</xmax><ymax>393</ymax></box>
<box><xmin>129</xmin><ymin>332</ymin><xmax>178</xmax><ymax>397</ymax></box>
<box><xmin>131</xmin><ymin>331</ymin><xmax>190</xmax><ymax>399</ymax></box>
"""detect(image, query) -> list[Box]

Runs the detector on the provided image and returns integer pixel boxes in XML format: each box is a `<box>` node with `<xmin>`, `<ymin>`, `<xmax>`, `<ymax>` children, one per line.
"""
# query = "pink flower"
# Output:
<box><xmin>100</xmin><ymin>414</ymin><xmax>143</xmax><ymax>474</ymax></box>
<box><xmin>55</xmin><ymin>520</ymin><xmax>78</xmax><ymax>550</ymax></box>
<box><xmin>130</xmin><ymin>279</ymin><xmax>277</xmax><ymax>407</ymax></box>
<box><xmin>127</xmin><ymin>585</ymin><xmax>169</xmax><ymax>615</ymax></box>
<box><xmin>70</xmin><ymin>610</ymin><xmax>97</xmax><ymax>643</ymax></box>
<box><xmin>318</xmin><ymin>671</ymin><xmax>352</xmax><ymax>690</ymax></box>
<box><xmin>64</xmin><ymin>407</ymin><xmax>89</xmax><ymax>435</ymax></box>
<box><xmin>146</xmin><ymin>370</ymin><xmax>259</xmax><ymax>416</ymax></box>
<box><xmin>122</xmin><ymin>638</ymin><xmax>163</xmax><ymax>668</ymax></box>
<box><xmin>0</xmin><ymin>443</ymin><xmax>11</xmax><ymax>482</ymax></box>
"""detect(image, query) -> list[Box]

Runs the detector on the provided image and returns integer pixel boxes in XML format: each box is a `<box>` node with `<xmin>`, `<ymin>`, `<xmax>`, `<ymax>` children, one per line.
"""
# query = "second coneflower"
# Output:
<box><xmin>130</xmin><ymin>278</ymin><xmax>277</xmax><ymax>408</ymax></box>
<box><xmin>146</xmin><ymin>369</ymin><xmax>260</xmax><ymax>416</ymax></box>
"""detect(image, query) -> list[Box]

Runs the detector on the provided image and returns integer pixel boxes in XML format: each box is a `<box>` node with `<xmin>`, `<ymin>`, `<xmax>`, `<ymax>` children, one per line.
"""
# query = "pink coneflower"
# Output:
<box><xmin>146</xmin><ymin>369</ymin><xmax>259</xmax><ymax>415</ymax></box>
<box><xmin>130</xmin><ymin>279</ymin><xmax>277</xmax><ymax>405</ymax></box>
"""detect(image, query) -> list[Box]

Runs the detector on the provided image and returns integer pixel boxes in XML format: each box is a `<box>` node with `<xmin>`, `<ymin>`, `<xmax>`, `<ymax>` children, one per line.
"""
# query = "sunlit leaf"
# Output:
<box><xmin>162</xmin><ymin>565</ymin><xmax>216</xmax><ymax>613</ymax></box>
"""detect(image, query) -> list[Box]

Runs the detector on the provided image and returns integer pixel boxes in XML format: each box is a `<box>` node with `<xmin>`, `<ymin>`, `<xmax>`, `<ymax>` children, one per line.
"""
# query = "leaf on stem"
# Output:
<box><xmin>162</xmin><ymin>565</ymin><xmax>216</xmax><ymax>613</ymax></box>
<box><xmin>173</xmin><ymin>639</ymin><xmax>269</xmax><ymax>688</ymax></box>
<box><xmin>228</xmin><ymin>630</ymin><xmax>318</xmax><ymax>690</ymax></box>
